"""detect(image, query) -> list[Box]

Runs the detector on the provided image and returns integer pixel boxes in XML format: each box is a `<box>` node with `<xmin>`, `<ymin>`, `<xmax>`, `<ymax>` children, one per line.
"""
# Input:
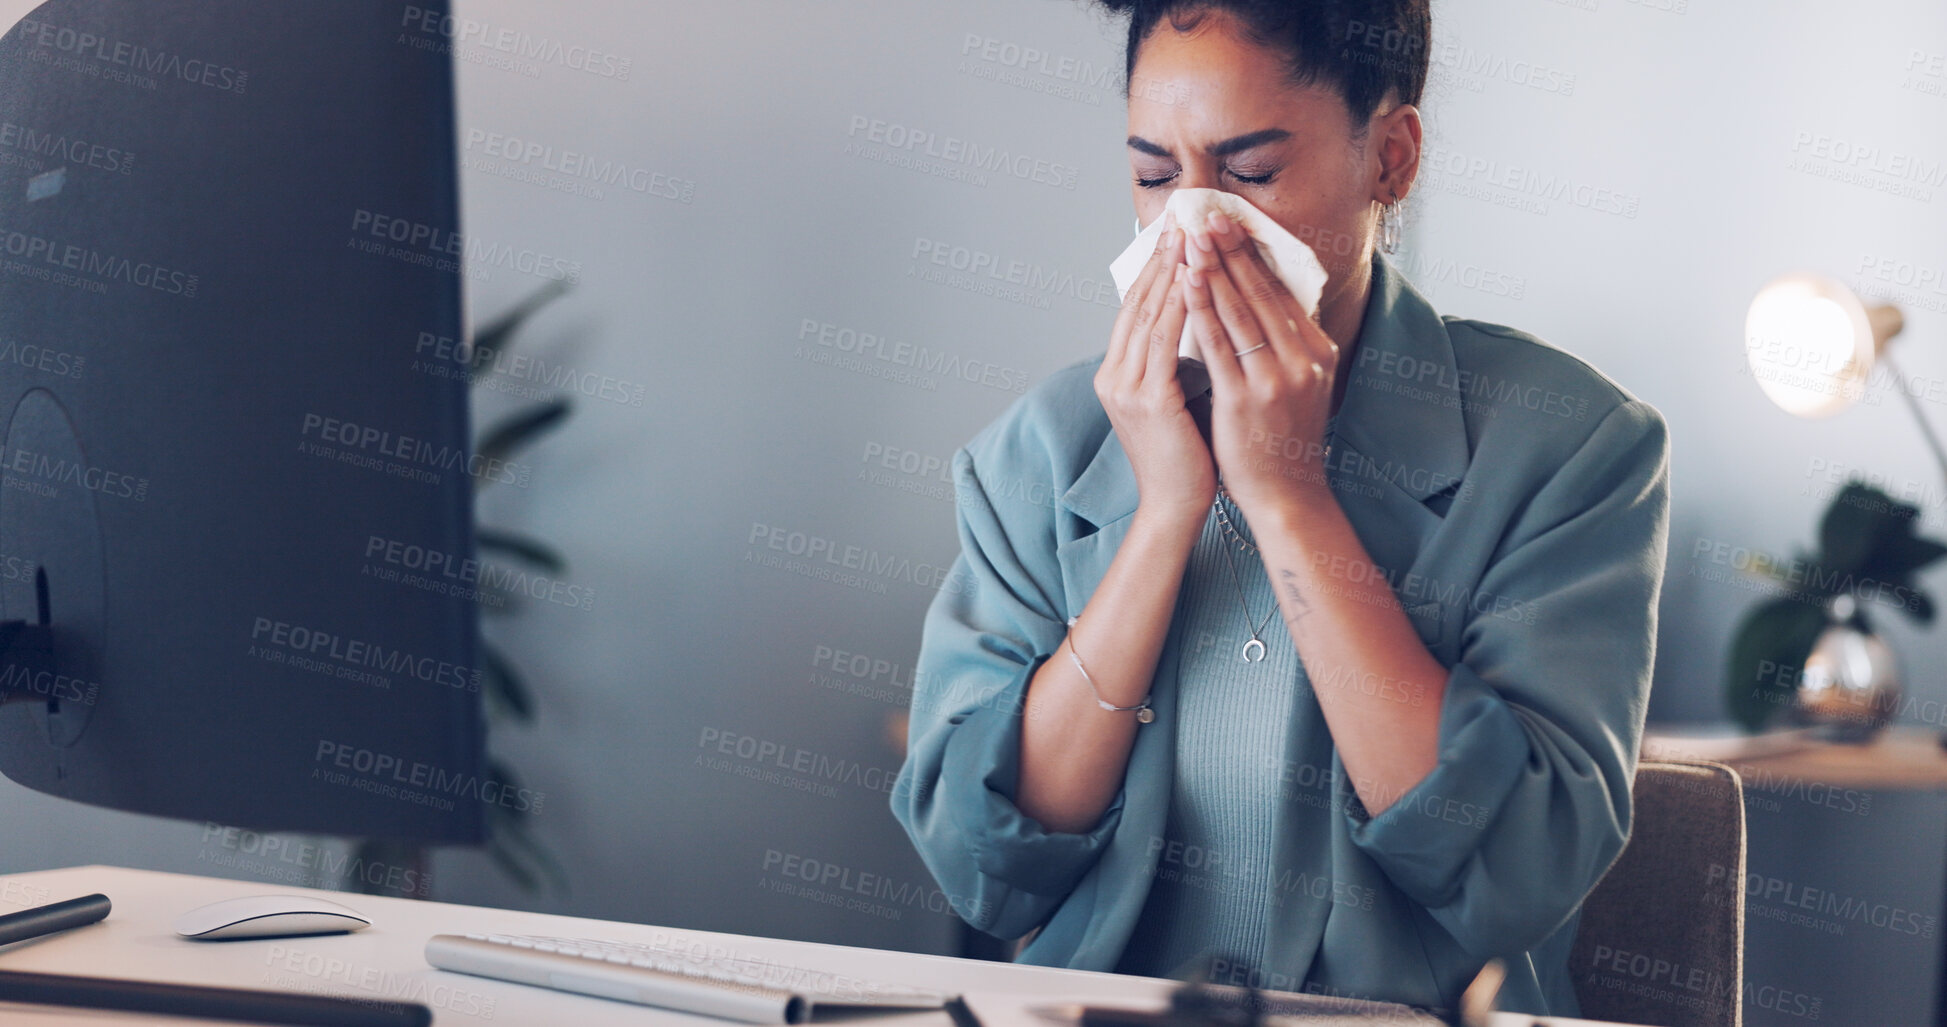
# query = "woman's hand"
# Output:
<box><xmin>1181</xmin><ymin>209</ymin><xmax>1341</xmax><ymax>521</ymax></box>
<box><xmin>1095</xmin><ymin>213</ymin><xmax>1216</xmax><ymax>526</ymax></box>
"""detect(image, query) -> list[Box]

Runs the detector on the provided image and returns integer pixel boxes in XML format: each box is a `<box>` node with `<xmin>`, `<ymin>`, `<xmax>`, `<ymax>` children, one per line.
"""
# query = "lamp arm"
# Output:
<box><xmin>1882</xmin><ymin>351</ymin><xmax>1947</xmax><ymax>487</ymax></box>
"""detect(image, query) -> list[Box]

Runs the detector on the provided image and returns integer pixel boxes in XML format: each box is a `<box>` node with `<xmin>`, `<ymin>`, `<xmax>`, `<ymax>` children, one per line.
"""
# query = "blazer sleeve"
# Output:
<box><xmin>889</xmin><ymin>438</ymin><xmax>1127</xmax><ymax>941</ymax></box>
<box><xmin>1340</xmin><ymin>398</ymin><xmax>1671</xmax><ymax>958</ymax></box>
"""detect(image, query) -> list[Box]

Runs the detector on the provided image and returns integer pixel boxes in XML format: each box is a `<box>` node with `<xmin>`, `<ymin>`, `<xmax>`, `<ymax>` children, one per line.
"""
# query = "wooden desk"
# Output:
<box><xmin>1663</xmin><ymin>726</ymin><xmax>1947</xmax><ymax>791</ymax></box>
<box><xmin>0</xmin><ymin>865</ymin><xmax>1652</xmax><ymax>1027</ymax></box>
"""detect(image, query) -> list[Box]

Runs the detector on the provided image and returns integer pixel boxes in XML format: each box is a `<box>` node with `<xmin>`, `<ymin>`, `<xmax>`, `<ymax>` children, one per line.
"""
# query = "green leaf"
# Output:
<box><xmin>1818</xmin><ymin>490</ymin><xmax>1879</xmax><ymax>577</ymax></box>
<box><xmin>1906</xmin><ymin>588</ymin><xmax>1935</xmax><ymax>625</ymax></box>
<box><xmin>476</xmin><ymin>398</ymin><xmax>572</xmax><ymax>471</ymax></box>
<box><xmin>477</xmin><ymin>529</ymin><xmax>565</xmax><ymax>573</ymax></box>
<box><xmin>470</xmin><ymin>279</ymin><xmax>571</xmax><ymax>368</ymax></box>
<box><xmin>480</xmin><ymin>645</ymin><xmax>534</xmax><ymax>722</ymax></box>
<box><xmin>1865</xmin><ymin>533</ymin><xmax>1947</xmax><ymax>580</ymax></box>
<box><xmin>459</xmin><ymin>286</ymin><xmax>579</xmax><ymax>899</ymax></box>
<box><xmin>1724</xmin><ymin>596</ymin><xmax>1830</xmax><ymax>732</ymax></box>
<box><xmin>488</xmin><ymin>758</ymin><xmax>524</xmax><ymax>793</ymax></box>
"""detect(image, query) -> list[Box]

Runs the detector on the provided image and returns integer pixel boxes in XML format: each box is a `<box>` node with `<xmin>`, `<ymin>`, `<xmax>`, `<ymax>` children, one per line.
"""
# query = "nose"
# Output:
<box><xmin>1175</xmin><ymin>168</ymin><xmax>1224</xmax><ymax>192</ymax></box>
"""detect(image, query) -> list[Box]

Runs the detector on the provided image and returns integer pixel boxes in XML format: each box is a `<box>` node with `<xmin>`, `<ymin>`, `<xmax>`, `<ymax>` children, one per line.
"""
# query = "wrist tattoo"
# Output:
<box><xmin>1277</xmin><ymin>567</ymin><xmax>1313</xmax><ymax>624</ymax></box>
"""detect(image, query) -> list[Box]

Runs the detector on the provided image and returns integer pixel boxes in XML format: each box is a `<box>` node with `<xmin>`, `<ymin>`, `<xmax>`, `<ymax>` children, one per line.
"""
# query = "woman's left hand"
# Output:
<box><xmin>1181</xmin><ymin>208</ymin><xmax>1341</xmax><ymax>520</ymax></box>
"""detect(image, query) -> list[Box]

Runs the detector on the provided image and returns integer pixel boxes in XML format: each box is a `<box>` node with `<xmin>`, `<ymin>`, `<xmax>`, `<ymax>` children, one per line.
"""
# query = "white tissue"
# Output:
<box><xmin>1109</xmin><ymin>188</ymin><xmax>1329</xmax><ymax>363</ymax></box>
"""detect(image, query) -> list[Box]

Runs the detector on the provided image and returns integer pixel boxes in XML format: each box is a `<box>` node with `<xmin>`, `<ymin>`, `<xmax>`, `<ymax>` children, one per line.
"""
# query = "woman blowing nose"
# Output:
<box><xmin>890</xmin><ymin>1</ymin><xmax>1671</xmax><ymax>1018</ymax></box>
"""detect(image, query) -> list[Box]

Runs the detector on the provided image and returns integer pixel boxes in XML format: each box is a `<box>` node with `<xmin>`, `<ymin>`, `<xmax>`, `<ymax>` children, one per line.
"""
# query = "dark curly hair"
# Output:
<box><xmin>1092</xmin><ymin>0</ymin><xmax>1431</xmax><ymax>131</ymax></box>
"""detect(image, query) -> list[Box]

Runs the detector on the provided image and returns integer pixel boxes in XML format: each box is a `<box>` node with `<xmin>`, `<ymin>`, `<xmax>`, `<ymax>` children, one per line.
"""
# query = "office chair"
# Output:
<box><xmin>1570</xmin><ymin>758</ymin><xmax>1748</xmax><ymax>1027</ymax></box>
<box><xmin>995</xmin><ymin>760</ymin><xmax>1749</xmax><ymax>1027</ymax></box>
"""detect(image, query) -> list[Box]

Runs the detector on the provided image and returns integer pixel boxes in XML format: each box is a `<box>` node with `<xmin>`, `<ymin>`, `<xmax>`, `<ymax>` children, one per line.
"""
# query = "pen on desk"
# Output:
<box><xmin>0</xmin><ymin>893</ymin><xmax>111</xmax><ymax>947</ymax></box>
<box><xmin>1028</xmin><ymin>1002</ymin><xmax>1187</xmax><ymax>1027</ymax></box>
<box><xmin>945</xmin><ymin>994</ymin><xmax>986</xmax><ymax>1027</ymax></box>
<box><xmin>0</xmin><ymin>969</ymin><xmax>433</xmax><ymax>1027</ymax></box>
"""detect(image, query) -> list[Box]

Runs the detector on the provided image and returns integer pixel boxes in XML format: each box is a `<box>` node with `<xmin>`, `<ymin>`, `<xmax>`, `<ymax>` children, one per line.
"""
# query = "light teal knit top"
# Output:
<box><xmin>1112</xmin><ymin>493</ymin><xmax>1300</xmax><ymax>981</ymax></box>
<box><xmin>1112</xmin><ymin>410</ymin><xmax>1337</xmax><ymax>982</ymax></box>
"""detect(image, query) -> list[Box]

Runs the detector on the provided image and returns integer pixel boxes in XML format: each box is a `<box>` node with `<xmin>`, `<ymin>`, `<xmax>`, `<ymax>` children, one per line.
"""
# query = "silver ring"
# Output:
<box><xmin>1234</xmin><ymin>342</ymin><xmax>1269</xmax><ymax>357</ymax></box>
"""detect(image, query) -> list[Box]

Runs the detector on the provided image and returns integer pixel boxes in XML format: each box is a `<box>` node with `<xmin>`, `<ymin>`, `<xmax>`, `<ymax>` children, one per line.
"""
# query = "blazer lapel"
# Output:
<box><xmin>1331</xmin><ymin>250</ymin><xmax>1472</xmax><ymax>507</ymax></box>
<box><xmin>1267</xmin><ymin>251</ymin><xmax>1476</xmax><ymax>983</ymax></box>
<box><xmin>1053</xmin><ymin>427</ymin><xmax>1140</xmax><ymax>619</ymax></box>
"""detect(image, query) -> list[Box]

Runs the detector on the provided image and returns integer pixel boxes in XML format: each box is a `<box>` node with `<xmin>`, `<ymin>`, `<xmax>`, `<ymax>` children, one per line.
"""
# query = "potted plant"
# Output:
<box><xmin>1725</xmin><ymin>480</ymin><xmax>1947</xmax><ymax>739</ymax></box>
<box><xmin>350</xmin><ymin>281</ymin><xmax>574</xmax><ymax>897</ymax></box>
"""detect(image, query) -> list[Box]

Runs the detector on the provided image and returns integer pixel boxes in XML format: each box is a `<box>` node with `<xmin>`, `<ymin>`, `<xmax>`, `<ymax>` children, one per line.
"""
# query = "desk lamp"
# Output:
<box><xmin>1745</xmin><ymin>271</ymin><xmax>1910</xmax><ymax>421</ymax></box>
<box><xmin>1740</xmin><ymin>273</ymin><xmax>1938</xmax><ymax>739</ymax></box>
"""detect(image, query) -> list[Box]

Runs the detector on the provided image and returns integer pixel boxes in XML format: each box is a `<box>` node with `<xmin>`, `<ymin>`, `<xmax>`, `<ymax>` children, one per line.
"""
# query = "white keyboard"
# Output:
<box><xmin>425</xmin><ymin>932</ymin><xmax>953</xmax><ymax>1024</ymax></box>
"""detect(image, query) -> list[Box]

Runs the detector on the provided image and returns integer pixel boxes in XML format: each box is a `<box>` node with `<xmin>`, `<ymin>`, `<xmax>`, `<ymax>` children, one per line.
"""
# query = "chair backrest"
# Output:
<box><xmin>1570</xmin><ymin>759</ymin><xmax>1747</xmax><ymax>1027</ymax></box>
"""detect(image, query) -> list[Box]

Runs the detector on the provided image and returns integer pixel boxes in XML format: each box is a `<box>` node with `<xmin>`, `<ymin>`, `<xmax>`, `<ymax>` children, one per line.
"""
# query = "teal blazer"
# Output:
<box><xmin>890</xmin><ymin>249</ymin><xmax>1670</xmax><ymax>1018</ymax></box>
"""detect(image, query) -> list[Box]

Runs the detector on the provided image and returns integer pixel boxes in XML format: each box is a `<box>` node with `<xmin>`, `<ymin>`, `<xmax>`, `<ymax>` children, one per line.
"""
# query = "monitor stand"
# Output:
<box><xmin>0</xmin><ymin>388</ymin><xmax>105</xmax><ymax>748</ymax></box>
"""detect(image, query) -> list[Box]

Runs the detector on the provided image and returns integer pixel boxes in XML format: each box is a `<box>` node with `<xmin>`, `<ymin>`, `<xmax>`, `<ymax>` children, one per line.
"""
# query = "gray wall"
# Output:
<box><xmin>3</xmin><ymin>0</ymin><xmax>1945</xmax><ymax>1023</ymax></box>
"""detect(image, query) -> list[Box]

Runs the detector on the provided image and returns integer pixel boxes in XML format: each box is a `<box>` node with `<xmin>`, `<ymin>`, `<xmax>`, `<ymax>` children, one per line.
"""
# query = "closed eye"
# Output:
<box><xmin>1135</xmin><ymin>168</ymin><xmax>1278</xmax><ymax>189</ymax></box>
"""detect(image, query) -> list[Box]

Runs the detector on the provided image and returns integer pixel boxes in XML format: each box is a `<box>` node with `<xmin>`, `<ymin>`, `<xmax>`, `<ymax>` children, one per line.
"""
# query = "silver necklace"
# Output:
<box><xmin>1208</xmin><ymin>424</ymin><xmax>1335</xmax><ymax>662</ymax></box>
<box><xmin>1212</xmin><ymin>486</ymin><xmax>1277</xmax><ymax>662</ymax></box>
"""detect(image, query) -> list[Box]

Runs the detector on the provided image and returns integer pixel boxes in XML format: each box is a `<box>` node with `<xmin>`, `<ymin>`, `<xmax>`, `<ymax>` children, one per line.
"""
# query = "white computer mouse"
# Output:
<box><xmin>173</xmin><ymin>894</ymin><xmax>371</xmax><ymax>940</ymax></box>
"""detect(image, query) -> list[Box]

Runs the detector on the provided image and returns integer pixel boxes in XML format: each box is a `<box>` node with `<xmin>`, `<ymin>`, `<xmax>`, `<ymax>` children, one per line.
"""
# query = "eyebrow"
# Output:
<box><xmin>1127</xmin><ymin>128</ymin><xmax>1291</xmax><ymax>159</ymax></box>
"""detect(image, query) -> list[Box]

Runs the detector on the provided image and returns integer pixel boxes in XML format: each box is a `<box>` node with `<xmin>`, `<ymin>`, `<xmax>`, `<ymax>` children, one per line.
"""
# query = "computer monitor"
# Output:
<box><xmin>0</xmin><ymin>0</ymin><xmax>485</xmax><ymax>843</ymax></box>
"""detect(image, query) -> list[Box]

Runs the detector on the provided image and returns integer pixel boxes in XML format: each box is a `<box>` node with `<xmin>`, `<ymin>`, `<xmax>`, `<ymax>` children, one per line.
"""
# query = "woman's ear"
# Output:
<box><xmin>1372</xmin><ymin>100</ymin><xmax>1423</xmax><ymax>205</ymax></box>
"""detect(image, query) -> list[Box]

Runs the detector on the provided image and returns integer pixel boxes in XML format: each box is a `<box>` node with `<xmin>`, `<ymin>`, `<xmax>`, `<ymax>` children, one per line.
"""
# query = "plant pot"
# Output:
<box><xmin>1788</xmin><ymin>598</ymin><xmax>1901</xmax><ymax>743</ymax></box>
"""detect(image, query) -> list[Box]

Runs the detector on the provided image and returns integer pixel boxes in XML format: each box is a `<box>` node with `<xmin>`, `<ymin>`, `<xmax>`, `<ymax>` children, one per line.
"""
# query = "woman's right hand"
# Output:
<box><xmin>1095</xmin><ymin>214</ymin><xmax>1216</xmax><ymax>526</ymax></box>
